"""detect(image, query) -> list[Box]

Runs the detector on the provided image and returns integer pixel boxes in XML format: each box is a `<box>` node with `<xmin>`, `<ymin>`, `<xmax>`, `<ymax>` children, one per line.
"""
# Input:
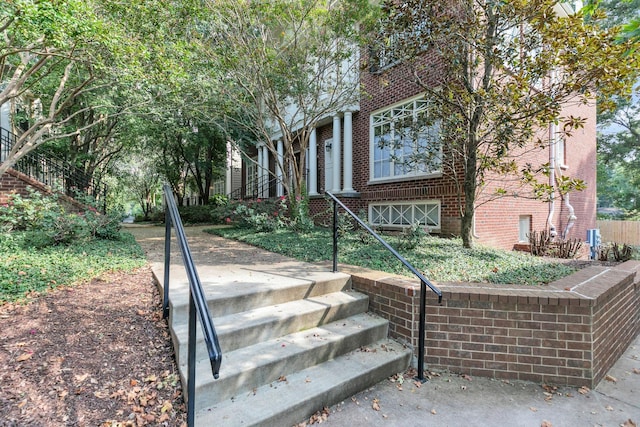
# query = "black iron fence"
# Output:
<box><xmin>0</xmin><ymin>127</ymin><xmax>108</xmax><ymax>212</ymax></box>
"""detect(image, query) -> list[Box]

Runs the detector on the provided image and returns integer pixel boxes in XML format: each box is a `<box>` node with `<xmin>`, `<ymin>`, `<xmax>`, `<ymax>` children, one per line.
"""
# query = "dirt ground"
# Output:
<box><xmin>0</xmin><ymin>267</ymin><xmax>187</xmax><ymax>427</ymax></box>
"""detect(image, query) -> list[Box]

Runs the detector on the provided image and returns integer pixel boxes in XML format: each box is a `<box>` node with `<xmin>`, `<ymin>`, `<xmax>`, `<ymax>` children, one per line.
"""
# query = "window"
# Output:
<box><xmin>370</xmin><ymin>18</ymin><xmax>429</xmax><ymax>73</ymax></box>
<box><xmin>212</xmin><ymin>179</ymin><xmax>225</xmax><ymax>196</ymax></box>
<box><xmin>369</xmin><ymin>201</ymin><xmax>440</xmax><ymax>230</ymax></box>
<box><xmin>246</xmin><ymin>157</ymin><xmax>257</xmax><ymax>196</ymax></box>
<box><xmin>370</xmin><ymin>96</ymin><xmax>441</xmax><ymax>181</ymax></box>
<box><xmin>518</xmin><ymin>215</ymin><xmax>531</xmax><ymax>242</ymax></box>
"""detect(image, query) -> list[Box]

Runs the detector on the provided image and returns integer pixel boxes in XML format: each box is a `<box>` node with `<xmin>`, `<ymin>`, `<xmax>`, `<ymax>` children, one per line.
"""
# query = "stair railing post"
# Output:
<box><xmin>416</xmin><ymin>279</ymin><xmax>427</xmax><ymax>382</ymax></box>
<box><xmin>332</xmin><ymin>197</ymin><xmax>338</xmax><ymax>273</ymax></box>
<box><xmin>187</xmin><ymin>293</ymin><xmax>197</xmax><ymax>427</ymax></box>
<box><xmin>163</xmin><ymin>197</ymin><xmax>171</xmax><ymax>320</ymax></box>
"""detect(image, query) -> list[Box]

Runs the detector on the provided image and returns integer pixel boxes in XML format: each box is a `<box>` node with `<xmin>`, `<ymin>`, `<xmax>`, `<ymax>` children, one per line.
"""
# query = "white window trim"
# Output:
<box><xmin>369</xmin><ymin>94</ymin><xmax>442</xmax><ymax>183</ymax></box>
<box><xmin>368</xmin><ymin>200</ymin><xmax>441</xmax><ymax>231</ymax></box>
<box><xmin>246</xmin><ymin>157</ymin><xmax>258</xmax><ymax>196</ymax></box>
<box><xmin>518</xmin><ymin>215</ymin><xmax>531</xmax><ymax>243</ymax></box>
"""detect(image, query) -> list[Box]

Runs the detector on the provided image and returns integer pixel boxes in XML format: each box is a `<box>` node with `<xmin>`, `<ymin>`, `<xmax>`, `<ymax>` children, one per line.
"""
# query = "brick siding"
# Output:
<box><xmin>309</xmin><ymin>47</ymin><xmax>598</xmax><ymax>252</ymax></box>
<box><xmin>344</xmin><ymin>260</ymin><xmax>640</xmax><ymax>387</ymax></box>
<box><xmin>0</xmin><ymin>169</ymin><xmax>86</xmax><ymax>212</ymax></box>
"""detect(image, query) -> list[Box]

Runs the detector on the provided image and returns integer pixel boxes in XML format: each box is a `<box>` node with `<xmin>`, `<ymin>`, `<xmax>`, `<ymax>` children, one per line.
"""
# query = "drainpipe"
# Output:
<box><xmin>547</xmin><ymin>123</ymin><xmax>557</xmax><ymax>239</ymax></box>
<box><xmin>562</xmin><ymin>190</ymin><xmax>577</xmax><ymax>239</ymax></box>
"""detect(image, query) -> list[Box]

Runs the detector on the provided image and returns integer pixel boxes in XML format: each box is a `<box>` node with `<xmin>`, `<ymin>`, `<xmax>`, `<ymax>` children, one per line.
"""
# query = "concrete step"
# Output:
<box><xmin>182</xmin><ymin>312</ymin><xmax>391</xmax><ymax>411</ymax></box>
<box><xmin>195</xmin><ymin>339</ymin><xmax>411</xmax><ymax>427</ymax></box>
<box><xmin>168</xmin><ymin>270</ymin><xmax>351</xmax><ymax>325</ymax></box>
<box><xmin>172</xmin><ymin>291</ymin><xmax>369</xmax><ymax>367</ymax></box>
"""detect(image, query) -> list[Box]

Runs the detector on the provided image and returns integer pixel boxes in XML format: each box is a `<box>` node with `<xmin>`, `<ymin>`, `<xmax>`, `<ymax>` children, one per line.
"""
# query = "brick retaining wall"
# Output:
<box><xmin>0</xmin><ymin>169</ymin><xmax>86</xmax><ymax>212</ymax></box>
<box><xmin>343</xmin><ymin>261</ymin><xmax>640</xmax><ymax>388</ymax></box>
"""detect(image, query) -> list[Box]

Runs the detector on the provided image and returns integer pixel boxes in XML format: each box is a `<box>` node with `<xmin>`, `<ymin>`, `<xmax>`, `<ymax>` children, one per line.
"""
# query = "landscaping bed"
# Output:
<box><xmin>0</xmin><ymin>267</ymin><xmax>187</xmax><ymax>427</ymax></box>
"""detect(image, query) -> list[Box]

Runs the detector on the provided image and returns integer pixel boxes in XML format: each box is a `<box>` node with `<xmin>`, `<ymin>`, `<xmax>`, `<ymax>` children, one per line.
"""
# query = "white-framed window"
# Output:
<box><xmin>370</xmin><ymin>96</ymin><xmax>441</xmax><ymax>182</ymax></box>
<box><xmin>369</xmin><ymin>200</ymin><xmax>440</xmax><ymax>230</ymax></box>
<box><xmin>518</xmin><ymin>215</ymin><xmax>531</xmax><ymax>242</ymax></box>
<box><xmin>370</xmin><ymin>18</ymin><xmax>429</xmax><ymax>73</ymax></box>
<box><xmin>246</xmin><ymin>157</ymin><xmax>257</xmax><ymax>196</ymax></box>
<box><xmin>212</xmin><ymin>179</ymin><xmax>225</xmax><ymax>196</ymax></box>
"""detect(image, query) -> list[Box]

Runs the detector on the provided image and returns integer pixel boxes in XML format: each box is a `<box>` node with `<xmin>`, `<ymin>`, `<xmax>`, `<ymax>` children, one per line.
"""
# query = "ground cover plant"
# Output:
<box><xmin>0</xmin><ymin>190</ymin><xmax>146</xmax><ymax>303</ymax></box>
<box><xmin>0</xmin><ymin>233</ymin><xmax>146</xmax><ymax>303</ymax></box>
<box><xmin>206</xmin><ymin>226</ymin><xmax>577</xmax><ymax>286</ymax></box>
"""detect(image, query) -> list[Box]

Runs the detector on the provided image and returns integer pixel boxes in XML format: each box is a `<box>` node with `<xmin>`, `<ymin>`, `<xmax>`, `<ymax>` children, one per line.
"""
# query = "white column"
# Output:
<box><xmin>308</xmin><ymin>128</ymin><xmax>318</xmax><ymax>195</ymax></box>
<box><xmin>276</xmin><ymin>139</ymin><xmax>284</xmax><ymax>197</ymax></box>
<box><xmin>225</xmin><ymin>142</ymin><xmax>232</xmax><ymax>195</ymax></box>
<box><xmin>331</xmin><ymin>115</ymin><xmax>341</xmax><ymax>193</ymax></box>
<box><xmin>342</xmin><ymin>111</ymin><xmax>354</xmax><ymax>193</ymax></box>
<box><xmin>256</xmin><ymin>145</ymin><xmax>263</xmax><ymax>198</ymax></box>
<box><xmin>261</xmin><ymin>145</ymin><xmax>269</xmax><ymax>198</ymax></box>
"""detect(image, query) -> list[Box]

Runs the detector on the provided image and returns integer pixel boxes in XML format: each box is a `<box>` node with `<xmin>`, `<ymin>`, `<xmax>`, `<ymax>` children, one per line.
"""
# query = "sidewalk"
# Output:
<box><xmin>128</xmin><ymin>224</ymin><xmax>640</xmax><ymax>426</ymax></box>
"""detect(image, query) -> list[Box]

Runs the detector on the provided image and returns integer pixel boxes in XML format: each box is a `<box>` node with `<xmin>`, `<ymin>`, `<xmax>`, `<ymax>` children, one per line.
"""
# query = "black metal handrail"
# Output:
<box><xmin>163</xmin><ymin>184</ymin><xmax>222</xmax><ymax>427</ymax></box>
<box><xmin>0</xmin><ymin>127</ymin><xmax>108</xmax><ymax>212</ymax></box>
<box><xmin>326</xmin><ymin>191</ymin><xmax>442</xmax><ymax>382</ymax></box>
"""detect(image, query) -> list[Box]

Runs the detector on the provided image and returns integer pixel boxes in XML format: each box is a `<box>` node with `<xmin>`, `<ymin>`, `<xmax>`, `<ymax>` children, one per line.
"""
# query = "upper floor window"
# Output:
<box><xmin>369</xmin><ymin>18</ymin><xmax>429</xmax><ymax>73</ymax></box>
<box><xmin>370</xmin><ymin>96</ymin><xmax>441</xmax><ymax>182</ymax></box>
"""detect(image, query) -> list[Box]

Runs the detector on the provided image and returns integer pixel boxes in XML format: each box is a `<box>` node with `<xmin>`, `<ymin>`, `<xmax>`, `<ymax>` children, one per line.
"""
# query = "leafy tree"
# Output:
<box><xmin>203</xmin><ymin>0</ymin><xmax>375</xmax><ymax>217</ymax></box>
<box><xmin>598</xmin><ymin>93</ymin><xmax>640</xmax><ymax>212</ymax></box>
<box><xmin>1</xmin><ymin>0</ymin><xmax>208</xmax><ymax>212</ymax></box>
<box><xmin>585</xmin><ymin>0</ymin><xmax>640</xmax><ymax>43</ymax></box>
<box><xmin>586</xmin><ymin>0</ymin><xmax>640</xmax><ymax>215</ymax></box>
<box><xmin>0</xmin><ymin>0</ymin><xmax>139</xmax><ymax>177</ymax></box>
<box><xmin>112</xmin><ymin>155</ymin><xmax>162</xmax><ymax>221</ymax></box>
<box><xmin>373</xmin><ymin>0</ymin><xmax>639</xmax><ymax>248</ymax></box>
<box><xmin>183</xmin><ymin>122</ymin><xmax>227</xmax><ymax>205</ymax></box>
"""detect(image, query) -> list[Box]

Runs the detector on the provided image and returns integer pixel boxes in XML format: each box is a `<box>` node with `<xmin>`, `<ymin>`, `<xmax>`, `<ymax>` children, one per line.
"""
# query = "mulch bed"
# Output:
<box><xmin>0</xmin><ymin>267</ymin><xmax>187</xmax><ymax>427</ymax></box>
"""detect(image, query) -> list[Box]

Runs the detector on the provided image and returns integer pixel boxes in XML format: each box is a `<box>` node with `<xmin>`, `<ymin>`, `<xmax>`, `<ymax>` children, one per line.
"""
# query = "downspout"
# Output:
<box><xmin>561</xmin><ymin>186</ymin><xmax>577</xmax><ymax>239</ymax></box>
<box><xmin>548</xmin><ymin>123</ymin><xmax>557</xmax><ymax>239</ymax></box>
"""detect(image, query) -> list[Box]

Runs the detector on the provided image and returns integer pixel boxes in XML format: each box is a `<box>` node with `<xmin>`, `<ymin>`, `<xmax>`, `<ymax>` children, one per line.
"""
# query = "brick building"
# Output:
<box><xmin>233</xmin><ymin>2</ymin><xmax>596</xmax><ymax>251</ymax></box>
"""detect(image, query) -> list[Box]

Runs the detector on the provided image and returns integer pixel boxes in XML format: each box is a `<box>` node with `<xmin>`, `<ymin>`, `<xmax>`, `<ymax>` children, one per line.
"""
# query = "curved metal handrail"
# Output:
<box><xmin>326</xmin><ymin>191</ymin><xmax>442</xmax><ymax>382</ymax></box>
<box><xmin>163</xmin><ymin>184</ymin><xmax>221</xmax><ymax>426</ymax></box>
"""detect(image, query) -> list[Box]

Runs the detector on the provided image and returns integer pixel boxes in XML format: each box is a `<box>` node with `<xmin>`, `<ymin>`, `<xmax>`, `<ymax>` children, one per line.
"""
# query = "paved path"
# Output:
<box><xmin>128</xmin><ymin>224</ymin><xmax>640</xmax><ymax>426</ymax></box>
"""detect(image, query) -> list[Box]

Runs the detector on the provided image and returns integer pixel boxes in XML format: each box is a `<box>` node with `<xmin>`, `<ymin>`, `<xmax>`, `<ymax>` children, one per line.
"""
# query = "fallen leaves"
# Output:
<box><xmin>296</xmin><ymin>406</ymin><xmax>330</xmax><ymax>425</ymax></box>
<box><xmin>578</xmin><ymin>386</ymin><xmax>590</xmax><ymax>395</ymax></box>
<box><xmin>622</xmin><ymin>419</ymin><xmax>637</xmax><ymax>427</ymax></box>
<box><xmin>605</xmin><ymin>374</ymin><xmax>617</xmax><ymax>383</ymax></box>
<box><xmin>0</xmin><ymin>269</ymin><xmax>188</xmax><ymax>426</ymax></box>
<box><xmin>372</xmin><ymin>398</ymin><xmax>380</xmax><ymax>411</ymax></box>
<box><xmin>15</xmin><ymin>352</ymin><xmax>33</xmax><ymax>362</ymax></box>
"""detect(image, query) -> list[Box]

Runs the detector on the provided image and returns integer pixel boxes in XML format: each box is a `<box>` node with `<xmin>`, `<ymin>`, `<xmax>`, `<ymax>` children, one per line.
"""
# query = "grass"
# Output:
<box><xmin>0</xmin><ymin>232</ymin><xmax>146</xmax><ymax>303</ymax></box>
<box><xmin>205</xmin><ymin>227</ymin><xmax>578</xmax><ymax>286</ymax></box>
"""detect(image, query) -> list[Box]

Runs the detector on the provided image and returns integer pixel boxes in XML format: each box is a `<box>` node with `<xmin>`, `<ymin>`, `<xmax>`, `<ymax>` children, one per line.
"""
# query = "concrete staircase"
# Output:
<box><xmin>167</xmin><ymin>267</ymin><xmax>411</xmax><ymax>426</ymax></box>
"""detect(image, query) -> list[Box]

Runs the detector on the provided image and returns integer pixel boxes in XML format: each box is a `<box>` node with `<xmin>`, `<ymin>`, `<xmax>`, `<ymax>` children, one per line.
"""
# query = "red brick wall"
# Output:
<box><xmin>474</xmin><ymin>99</ymin><xmax>597</xmax><ymax>250</ymax></box>
<box><xmin>307</xmin><ymin>46</ymin><xmax>597</xmax><ymax>251</ymax></box>
<box><xmin>0</xmin><ymin>169</ymin><xmax>86</xmax><ymax>213</ymax></box>
<box><xmin>0</xmin><ymin>169</ymin><xmax>36</xmax><ymax>204</ymax></box>
<box><xmin>344</xmin><ymin>260</ymin><xmax>640</xmax><ymax>387</ymax></box>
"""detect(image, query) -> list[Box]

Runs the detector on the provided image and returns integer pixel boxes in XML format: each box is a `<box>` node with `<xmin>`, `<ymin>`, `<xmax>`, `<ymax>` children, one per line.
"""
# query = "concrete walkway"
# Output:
<box><xmin>128</xmin><ymin>224</ymin><xmax>640</xmax><ymax>427</ymax></box>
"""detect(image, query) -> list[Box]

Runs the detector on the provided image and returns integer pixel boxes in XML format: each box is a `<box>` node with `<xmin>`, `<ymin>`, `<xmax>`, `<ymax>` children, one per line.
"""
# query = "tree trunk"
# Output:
<box><xmin>461</xmin><ymin>130</ymin><xmax>478</xmax><ymax>249</ymax></box>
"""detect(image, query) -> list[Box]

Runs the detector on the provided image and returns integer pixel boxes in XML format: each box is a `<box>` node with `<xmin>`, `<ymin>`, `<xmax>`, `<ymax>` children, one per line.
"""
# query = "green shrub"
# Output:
<box><xmin>82</xmin><ymin>209</ymin><xmax>123</xmax><ymax>240</ymax></box>
<box><xmin>178</xmin><ymin>205</ymin><xmax>215</xmax><ymax>224</ymax></box>
<box><xmin>0</xmin><ymin>188</ymin><xmax>123</xmax><ymax>247</ymax></box>
<box><xmin>0</xmin><ymin>189</ymin><xmax>65</xmax><ymax>231</ymax></box>
<box><xmin>209</xmin><ymin>194</ymin><xmax>229</xmax><ymax>206</ymax></box>
<box><xmin>397</xmin><ymin>222</ymin><xmax>429</xmax><ymax>250</ymax></box>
